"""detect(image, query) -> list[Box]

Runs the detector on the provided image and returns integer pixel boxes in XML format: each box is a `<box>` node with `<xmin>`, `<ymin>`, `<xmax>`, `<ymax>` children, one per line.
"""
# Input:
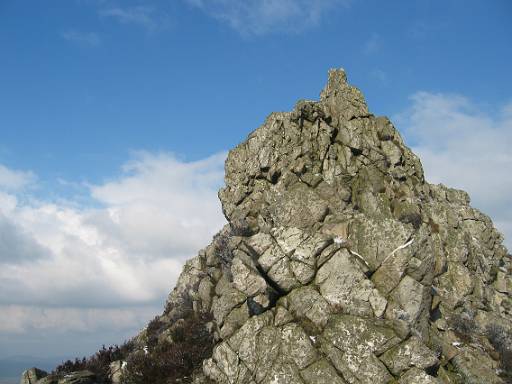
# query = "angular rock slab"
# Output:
<box><xmin>379</xmin><ymin>336</ymin><xmax>439</xmax><ymax>375</ymax></box>
<box><xmin>319</xmin><ymin>315</ymin><xmax>401</xmax><ymax>384</ymax></box>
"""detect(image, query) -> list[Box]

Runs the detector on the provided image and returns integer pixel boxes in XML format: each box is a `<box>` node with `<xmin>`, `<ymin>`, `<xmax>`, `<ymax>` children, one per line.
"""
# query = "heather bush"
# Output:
<box><xmin>145</xmin><ymin>315</ymin><xmax>166</xmax><ymax>349</ymax></box>
<box><xmin>230</xmin><ymin>218</ymin><xmax>252</xmax><ymax>237</ymax></box>
<box><xmin>450</xmin><ymin>312</ymin><xmax>477</xmax><ymax>343</ymax></box>
<box><xmin>399</xmin><ymin>211</ymin><xmax>422</xmax><ymax>229</ymax></box>
<box><xmin>486</xmin><ymin>324</ymin><xmax>512</xmax><ymax>378</ymax></box>
<box><xmin>122</xmin><ymin>311</ymin><xmax>214</xmax><ymax>384</ymax></box>
<box><xmin>214</xmin><ymin>230</ymin><xmax>233</xmax><ymax>269</ymax></box>
<box><xmin>53</xmin><ymin>342</ymin><xmax>133</xmax><ymax>383</ymax></box>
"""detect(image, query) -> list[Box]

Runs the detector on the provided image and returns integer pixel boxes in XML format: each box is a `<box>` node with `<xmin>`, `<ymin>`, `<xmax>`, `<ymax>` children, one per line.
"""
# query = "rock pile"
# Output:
<box><xmin>20</xmin><ymin>368</ymin><xmax>97</xmax><ymax>384</ymax></box>
<box><xmin>22</xmin><ymin>69</ymin><xmax>512</xmax><ymax>384</ymax></box>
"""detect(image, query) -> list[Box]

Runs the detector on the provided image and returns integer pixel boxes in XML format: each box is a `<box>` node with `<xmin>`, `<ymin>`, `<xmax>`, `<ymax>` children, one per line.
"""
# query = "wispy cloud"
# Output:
<box><xmin>186</xmin><ymin>0</ymin><xmax>351</xmax><ymax>36</ymax></box>
<box><xmin>369</xmin><ymin>68</ymin><xmax>389</xmax><ymax>85</ymax></box>
<box><xmin>396</xmin><ymin>92</ymin><xmax>512</xmax><ymax>249</ymax></box>
<box><xmin>363</xmin><ymin>33</ymin><xmax>381</xmax><ymax>54</ymax></box>
<box><xmin>0</xmin><ymin>152</ymin><xmax>226</xmax><ymax>352</ymax></box>
<box><xmin>62</xmin><ymin>30</ymin><xmax>101</xmax><ymax>46</ymax></box>
<box><xmin>408</xmin><ymin>20</ymin><xmax>446</xmax><ymax>40</ymax></box>
<box><xmin>99</xmin><ymin>6</ymin><xmax>165</xmax><ymax>32</ymax></box>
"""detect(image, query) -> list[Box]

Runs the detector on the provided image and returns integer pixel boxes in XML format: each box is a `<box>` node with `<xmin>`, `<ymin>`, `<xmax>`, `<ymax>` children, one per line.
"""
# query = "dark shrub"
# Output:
<box><xmin>428</xmin><ymin>218</ymin><xmax>440</xmax><ymax>233</ymax></box>
<box><xmin>146</xmin><ymin>316</ymin><xmax>166</xmax><ymax>349</ymax></box>
<box><xmin>230</xmin><ymin>218</ymin><xmax>252</xmax><ymax>237</ymax></box>
<box><xmin>450</xmin><ymin>312</ymin><xmax>477</xmax><ymax>343</ymax></box>
<box><xmin>486</xmin><ymin>324</ymin><xmax>512</xmax><ymax>378</ymax></box>
<box><xmin>213</xmin><ymin>230</ymin><xmax>233</xmax><ymax>269</ymax></box>
<box><xmin>123</xmin><ymin>311</ymin><xmax>214</xmax><ymax>384</ymax></box>
<box><xmin>400</xmin><ymin>212</ymin><xmax>422</xmax><ymax>229</ymax></box>
<box><xmin>53</xmin><ymin>342</ymin><xmax>133</xmax><ymax>383</ymax></box>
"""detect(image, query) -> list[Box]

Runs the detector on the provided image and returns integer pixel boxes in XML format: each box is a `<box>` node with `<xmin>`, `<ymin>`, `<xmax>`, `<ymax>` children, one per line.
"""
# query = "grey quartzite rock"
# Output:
<box><xmin>20</xmin><ymin>368</ymin><xmax>48</xmax><ymax>384</ymax></box>
<box><xmin>164</xmin><ymin>69</ymin><xmax>512</xmax><ymax>383</ymax></box>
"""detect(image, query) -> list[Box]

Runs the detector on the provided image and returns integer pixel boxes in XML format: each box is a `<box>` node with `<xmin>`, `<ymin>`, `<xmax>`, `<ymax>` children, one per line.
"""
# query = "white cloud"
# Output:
<box><xmin>396</xmin><ymin>92</ymin><xmax>512</xmax><ymax>249</ymax></box>
<box><xmin>99</xmin><ymin>6</ymin><xmax>165</xmax><ymax>32</ymax></box>
<box><xmin>0</xmin><ymin>165</ymin><xmax>35</xmax><ymax>190</ymax></box>
<box><xmin>0</xmin><ymin>152</ymin><xmax>226</xmax><ymax>349</ymax></box>
<box><xmin>62</xmin><ymin>30</ymin><xmax>101</xmax><ymax>46</ymax></box>
<box><xmin>186</xmin><ymin>0</ymin><xmax>351</xmax><ymax>35</ymax></box>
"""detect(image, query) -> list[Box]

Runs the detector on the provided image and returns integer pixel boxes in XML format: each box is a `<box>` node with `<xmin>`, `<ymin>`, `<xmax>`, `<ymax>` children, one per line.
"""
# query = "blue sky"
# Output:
<box><xmin>0</xmin><ymin>0</ymin><xmax>511</xmax><ymax>366</ymax></box>
<box><xmin>2</xmin><ymin>0</ymin><xmax>511</xmax><ymax>185</ymax></box>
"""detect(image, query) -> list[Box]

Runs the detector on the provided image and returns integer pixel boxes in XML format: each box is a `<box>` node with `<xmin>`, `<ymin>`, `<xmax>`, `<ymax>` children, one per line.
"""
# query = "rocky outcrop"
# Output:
<box><xmin>20</xmin><ymin>369</ymin><xmax>97</xmax><ymax>384</ymax></box>
<box><xmin>108</xmin><ymin>361</ymin><xmax>124</xmax><ymax>384</ymax></box>
<box><xmin>23</xmin><ymin>69</ymin><xmax>512</xmax><ymax>383</ymax></box>
<box><xmin>20</xmin><ymin>368</ymin><xmax>48</xmax><ymax>384</ymax></box>
<box><xmin>163</xmin><ymin>69</ymin><xmax>510</xmax><ymax>384</ymax></box>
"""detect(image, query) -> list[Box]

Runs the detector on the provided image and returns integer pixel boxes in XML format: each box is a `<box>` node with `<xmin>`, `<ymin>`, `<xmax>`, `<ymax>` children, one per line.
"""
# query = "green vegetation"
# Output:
<box><xmin>123</xmin><ymin>311</ymin><xmax>214</xmax><ymax>384</ymax></box>
<box><xmin>53</xmin><ymin>343</ymin><xmax>133</xmax><ymax>383</ymax></box>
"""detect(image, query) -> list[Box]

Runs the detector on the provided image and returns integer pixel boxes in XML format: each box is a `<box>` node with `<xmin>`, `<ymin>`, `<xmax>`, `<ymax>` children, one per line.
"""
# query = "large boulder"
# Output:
<box><xmin>20</xmin><ymin>368</ymin><xmax>48</xmax><ymax>384</ymax></box>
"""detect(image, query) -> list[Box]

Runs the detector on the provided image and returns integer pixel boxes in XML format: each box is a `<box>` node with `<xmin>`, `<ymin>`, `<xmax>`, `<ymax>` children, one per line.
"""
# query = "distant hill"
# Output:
<box><xmin>0</xmin><ymin>378</ymin><xmax>18</xmax><ymax>384</ymax></box>
<box><xmin>0</xmin><ymin>355</ymin><xmax>65</xmax><ymax>380</ymax></box>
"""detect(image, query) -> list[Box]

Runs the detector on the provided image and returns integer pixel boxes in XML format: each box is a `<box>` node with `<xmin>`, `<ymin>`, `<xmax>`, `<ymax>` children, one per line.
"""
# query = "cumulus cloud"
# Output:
<box><xmin>62</xmin><ymin>30</ymin><xmax>101</xmax><ymax>46</ymax></box>
<box><xmin>0</xmin><ymin>165</ymin><xmax>35</xmax><ymax>190</ymax></box>
<box><xmin>0</xmin><ymin>214</ymin><xmax>51</xmax><ymax>264</ymax></box>
<box><xmin>186</xmin><ymin>0</ymin><xmax>351</xmax><ymax>35</ymax></box>
<box><xmin>0</xmin><ymin>152</ymin><xmax>226</xmax><ymax>347</ymax></box>
<box><xmin>396</xmin><ymin>92</ymin><xmax>512</xmax><ymax>249</ymax></box>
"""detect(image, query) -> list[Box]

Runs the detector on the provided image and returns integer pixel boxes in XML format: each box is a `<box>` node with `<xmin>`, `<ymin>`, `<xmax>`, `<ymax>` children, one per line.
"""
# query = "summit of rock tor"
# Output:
<box><xmin>22</xmin><ymin>69</ymin><xmax>512</xmax><ymax>384</ymax></box>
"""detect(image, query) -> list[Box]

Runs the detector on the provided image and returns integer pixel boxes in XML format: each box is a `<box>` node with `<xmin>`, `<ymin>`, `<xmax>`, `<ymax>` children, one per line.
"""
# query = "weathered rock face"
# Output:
<box><xmin>27</xmin><ymin>69</ymin><xmax>511</xmax><ymax>383</ymax></box>
<box><xmin>20</xmin><ymin>368</ymin><xmax>48</xmax><ymax>384</ymax></box>
<box><xmin>182</xmin><ymin>68</ymin><xmax>512</xmax><ymax>384</ymax></box>
<box><xmin>155</xmin><ymin>69</ymin><xmax>512</xmax><ymax>383</ymax></box>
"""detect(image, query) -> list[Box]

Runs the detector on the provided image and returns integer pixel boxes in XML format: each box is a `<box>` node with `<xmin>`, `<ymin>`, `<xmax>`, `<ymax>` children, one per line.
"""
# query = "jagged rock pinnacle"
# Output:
<box><xmin>320</xmin><ymin>68</ymin><xmax>369</xmax><ymax>120</ymax></box>
<box><xmin>161</xmin><ymin>69</ymin><xmax>511</xmax><ymax>384</ymax></box>
<box><xmin>219</xmin><ymin>68</ymin><xmax>424</xmax><ymax>237</ymax></box>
